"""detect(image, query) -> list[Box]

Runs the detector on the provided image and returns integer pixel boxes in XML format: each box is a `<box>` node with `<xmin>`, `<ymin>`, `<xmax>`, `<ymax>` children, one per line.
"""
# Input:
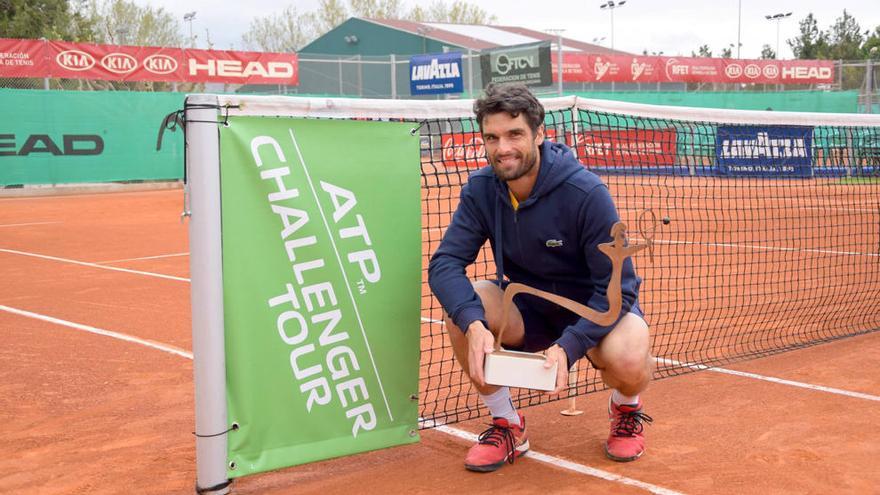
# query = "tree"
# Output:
<box><xmin>788</xmin><ymin>13</ymin><xmax>828</xmax><ymax>59</ymax></box>
<box><xmin>864</xmin><ymin>26</ymin><xmax>880</xmax><ymax>60</ymax></box>
<box><xmin>720</xmin><ymin>45</ymin><xmax>733</xmax><ymax>59</ymax></box>
<box><xmin>314</xmin><ymin>0</ymin><xmax>349</xmax><ymax>34</ymax></box>
<box><xmin>348</xmin><ymin>0</ymin><xmax>404</xmax><ymax>19</ymax></box>
<box><xmin>690</xmin><ymin>44</ymin><xmax>712</xmax><ymax>57</ymax></box>
<box><xmin>760</xmin><ymin>44</ymin><xmax>776</xmax><ymax>59</ymax></box>
<box><xmin>0</xmin><ymin>0</ymin><xmax>95</xmax><ymax>41</ymax></box>
<box><xmin>87</xmin><ymin>0</ymin><xmax>183</xmax><ymax>47</ymax></box>
<box><xmin>242</xmin><ymin>0</ymin><xmax>496</xmax><ymax>52</ymax></box>
<box><xmin>825</xmin><ymin>9</ymin><xmax>864</xmax><ymax>60</ymax></box>
<box><xmin>242</xmin><ymin>5</ymin><xmax>317</xmax><ymax>52</ymax></box>
<box><xmin>409</xmin><ymin>0</ymin><xmax>495</xmax><ymax>24</ymax></box>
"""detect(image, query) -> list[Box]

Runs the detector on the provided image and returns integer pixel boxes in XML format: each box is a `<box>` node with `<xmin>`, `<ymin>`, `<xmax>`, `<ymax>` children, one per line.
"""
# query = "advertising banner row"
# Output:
<box><xmin>3</xmin><ymin>37</ymin><xmax>833</xmax><ymax>87</ymax></box>
<box><xmin>440</xmin><ymin>126</ymin><xmax>815</xmax><ymax>177</ymax></box>
<box><xmin>408</xmin><ymin>45</ymin><xmax>835</xmax><ymax>94</ymax></box>
<box><xmin>551</xmin><ymin>54</ymin><xmax>835</xmax><ymax>85</ymax></box>
<box><xmin>0</xmin><ymin>38</ymin><xmax>298</xmax><ymax>84</ymax></box>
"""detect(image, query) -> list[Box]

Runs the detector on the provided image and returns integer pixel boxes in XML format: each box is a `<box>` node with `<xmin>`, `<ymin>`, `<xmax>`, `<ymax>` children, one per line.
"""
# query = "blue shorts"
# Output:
<box><xmin>496</xmin><ymin>281</ymin><xmax>643</xmax><ymax>355</ymax></box>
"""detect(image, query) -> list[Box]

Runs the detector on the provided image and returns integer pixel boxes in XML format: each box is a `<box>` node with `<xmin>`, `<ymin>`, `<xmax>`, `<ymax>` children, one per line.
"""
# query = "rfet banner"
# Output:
<box><xmin>570</xmin><ymin>128</ymin><xmax>677</xmax><ymax>167</ymax></box>
<box><xmin>409</xmin><ymin>52</ymin><xmax>463</xmax><ymax>95</ymax></box>
<box><xmin>0</xmin><ymin>38</ymin><xmax>298</xmax><ymax>84</ymax></box>
<box><xmin>715</xmin><ymin>125</ymin><xmax>813</xmax><ymax>177</ymax></box>
<box><xmin>481</xmin><ymin>42</ymin><xmax>552</xmax><ymax>87</ymax></box>
<box><xmin>552</xmin><ymin>53</ymin><xmax>834</xmax><ymax>85</ymax></box>
<box><xmin>219</xmin><ymin>117</ymin><xmax>421</xmax><ymax>477</ymax></box>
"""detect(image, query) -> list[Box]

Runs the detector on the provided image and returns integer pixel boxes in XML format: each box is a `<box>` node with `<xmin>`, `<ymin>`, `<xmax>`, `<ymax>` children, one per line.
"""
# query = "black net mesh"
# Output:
<box><xmin>417</xmin><ymin>106</ymin><xmax>880</xmax><ymax>428</ymax></box>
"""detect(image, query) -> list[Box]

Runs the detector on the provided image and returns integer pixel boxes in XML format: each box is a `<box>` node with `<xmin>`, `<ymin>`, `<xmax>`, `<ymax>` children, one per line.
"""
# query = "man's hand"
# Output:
<box><xmin>543</xmin><ymin>344</ymin><xmax>568</xmax><ymax>395</ymax></box>
<box><xmin>466</xmin><ymin>321</ymin><xmax>496</xmax><ymax>387</ymax></box>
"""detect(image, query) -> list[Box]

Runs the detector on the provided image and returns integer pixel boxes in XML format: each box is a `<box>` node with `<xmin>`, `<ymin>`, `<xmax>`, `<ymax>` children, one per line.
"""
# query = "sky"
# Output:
<box><xmin>141</xmin><ymin>0</ymin><xmax>880</xmax><ymax>59</ymax></box>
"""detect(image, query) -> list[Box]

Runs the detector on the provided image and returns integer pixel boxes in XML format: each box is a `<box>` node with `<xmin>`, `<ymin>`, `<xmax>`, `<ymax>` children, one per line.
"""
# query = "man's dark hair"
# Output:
<box><xmin>473</xmin><ymin>83</ymin><xmax>545</xmax><ymax>134</ymax></box>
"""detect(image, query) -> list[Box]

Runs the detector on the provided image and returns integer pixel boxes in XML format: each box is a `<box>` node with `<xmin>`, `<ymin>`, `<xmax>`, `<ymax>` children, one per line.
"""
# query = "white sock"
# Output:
<box><xmin>611</xmin><ymin>389</ymin><xmax>640</xmax><ymax>406</ymax></box>
<box><xmin>480</xmin><ymin>387</ymin><xmax>520</xmax><ymax>426</ymax></box>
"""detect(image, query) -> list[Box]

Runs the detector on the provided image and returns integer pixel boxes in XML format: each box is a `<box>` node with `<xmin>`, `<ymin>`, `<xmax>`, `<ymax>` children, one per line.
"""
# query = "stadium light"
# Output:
<box><xmin>765</xmin><ymin>11</ymin><xmax>792</xmax><ymax>59</ymax></box>
<box><xmin>736</xmin><ymin>0</ymin><xmax>742</xmax><ymax>58</ymax></box>
<box><xmin>599</xmin><ymin>1</ymin><xmax>626</xmax><ymax>50</ymax></box>
<box><xmin>115</xmin><ymin>27</ymin><xmax>129</xmax><ymax>46</ymax></box>
<box><xmin>184</xmin><ymin>11</ymin><xmax>197</xmax><ymax>48</ymax></box>
<box><xmin>416</xmin><ymin>25</ymin><xmax>433</xmax><ymax>53</ymax></box>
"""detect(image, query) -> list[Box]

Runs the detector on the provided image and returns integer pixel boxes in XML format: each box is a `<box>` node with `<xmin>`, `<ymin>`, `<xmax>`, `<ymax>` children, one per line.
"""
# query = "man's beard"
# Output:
<box><xmin>489</xmin><ymin>144</ymin><xmax>539</xmax><ymax>181</ymax></box>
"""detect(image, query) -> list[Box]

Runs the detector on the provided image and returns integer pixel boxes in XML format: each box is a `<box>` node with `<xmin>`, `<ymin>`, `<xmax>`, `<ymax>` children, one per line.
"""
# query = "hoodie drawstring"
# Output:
<box><xmin>494</xmin><ymin>194</ymin><xmax>505</xmax><ymax>286</ymax></box>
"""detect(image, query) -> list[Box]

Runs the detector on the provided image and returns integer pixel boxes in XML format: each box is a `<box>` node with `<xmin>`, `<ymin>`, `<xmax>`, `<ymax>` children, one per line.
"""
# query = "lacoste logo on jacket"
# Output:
<box><xmin>545</xmin><ymin>239</ymin><xmax>564</xmax><ymax>248</ymax></box>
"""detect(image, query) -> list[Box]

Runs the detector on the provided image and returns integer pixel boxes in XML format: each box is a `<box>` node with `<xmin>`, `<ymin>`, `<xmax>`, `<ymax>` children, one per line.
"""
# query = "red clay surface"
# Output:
<box><xmin>1</xmin><ymin>187</ymin><xmax>878</xmax><ymax>494</ymax></box>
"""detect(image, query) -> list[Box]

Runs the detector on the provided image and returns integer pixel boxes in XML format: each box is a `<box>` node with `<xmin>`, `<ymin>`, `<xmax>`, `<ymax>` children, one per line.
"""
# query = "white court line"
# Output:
<box><xmin>634</xmin><ymin>238</ymin><xmax>880</xmax><ymax>259</ymax></box>
<box><xmin>655</xmin><ymin>357</ymin><xmax>880</xmax><ymax>402</ymax></box>
<box><xmin>430</xmin><ymin>422</ymin><xmax>685</xmax><ymax>495</ymax></box>
<box><xmin>0</xmin><ymin>221</ymin><xmax>60</xmax><ymax>228</ymax></box>
<box><xmin>0</xmin><ymin>248</ymin><xmax>190</xmax><ymax>283</ymax></box>
<box><xmin>6</xmin><ymin>243</ymin><xmax>877</xmax><ymax>403</ymax></box>
<box><xmin>95</xmin><ymin>252</ymin><xmax>190</xmax><ymax>264</ymax></box>
<box><xmin>4</xmin><ymin>303</ymin><xmax>683</xmax><ymax>495</ymax></box>
<box><xmin>0</xmin><ymin>304</ymin><xmax>193</xmax><ymax>360</ymax></box>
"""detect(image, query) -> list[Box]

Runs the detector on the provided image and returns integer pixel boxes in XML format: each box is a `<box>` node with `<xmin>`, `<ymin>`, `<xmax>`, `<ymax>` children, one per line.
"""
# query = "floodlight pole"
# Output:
<box><xmin>184</xmin><ymin>11</ymin><xmax>197</xmax><ymax>48</ymax></box>
<box><xmin>600</xmin><ymin>0</ymin><xmax>626</xmax><ymax>51</ymax></box>
<box><xmin>737</xmin><ymin>0</ymin><xmax>742</xmax><ymax>58</ymax></box>
<box><xmin>765</xmin><ymin>12</ymin><xmax>792</xmax><ymax>59</ymax></box>
<box><xmin>547</xmin><ymin>29</ymin><xmax>565</xmax><ymax>96</ymax></box>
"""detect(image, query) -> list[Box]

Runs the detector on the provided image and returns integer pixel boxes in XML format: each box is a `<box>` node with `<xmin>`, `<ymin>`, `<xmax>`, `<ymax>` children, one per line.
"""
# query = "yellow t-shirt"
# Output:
<box><xmin>509</xmin><ymin>190</ymin><xmax>519</xmax><ymax>211</ymax></box>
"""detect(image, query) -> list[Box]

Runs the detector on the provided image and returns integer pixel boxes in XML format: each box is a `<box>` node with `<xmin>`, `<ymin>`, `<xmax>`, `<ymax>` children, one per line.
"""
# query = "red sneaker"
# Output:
<box><xmin>605</xmin><ymin>399</ymin><xmax>652</xmax><ymax>462</ymax></box>
<box><xmin>464</xmin><ymin>414</ymin><xmax>529</xmax><ymax>472</ymax></box>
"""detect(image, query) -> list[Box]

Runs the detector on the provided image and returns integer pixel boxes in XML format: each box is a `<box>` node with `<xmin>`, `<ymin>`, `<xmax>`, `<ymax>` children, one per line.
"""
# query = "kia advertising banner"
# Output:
<box><xmin>409</xmin><ymin>52</ymin><xmax>463</xmax><ymax>95</ymax></box>
<box><xmin>480</xmin><ymin>41</ymin><xmax>552</xmax><ymax>87</ymax></box>
<box><xmin>715</xmin><ymin>126</ymin><xmax>813</xmax><ymax>177</ymax></box>
<box><xmin>0</xmin><ymin>38</ymin><xmax>298</xmax><ymax>84</ymax></box>
<box><xmin>551</xmin><ymin>53</ymin><xmax>834</xmax><ymax>85</ymax></box>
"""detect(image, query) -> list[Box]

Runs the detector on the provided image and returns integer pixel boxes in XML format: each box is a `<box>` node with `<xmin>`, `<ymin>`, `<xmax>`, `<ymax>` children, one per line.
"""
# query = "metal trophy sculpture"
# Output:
<box><xmin>483</xmin><ymin>221</ymin><xmax>652</xmax><ymax>392</ymax></box>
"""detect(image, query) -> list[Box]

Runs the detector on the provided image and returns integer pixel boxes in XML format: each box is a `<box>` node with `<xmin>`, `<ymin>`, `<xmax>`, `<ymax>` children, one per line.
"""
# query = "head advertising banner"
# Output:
<box><xmin>0</xmin><ymin>37</ymin><xmax>298</xmax><ymax>84</ymax></box>
<box><xmin>480</xmin><ymin>42</ymin><xmax>552</xmax><ymax>87</ymax></box>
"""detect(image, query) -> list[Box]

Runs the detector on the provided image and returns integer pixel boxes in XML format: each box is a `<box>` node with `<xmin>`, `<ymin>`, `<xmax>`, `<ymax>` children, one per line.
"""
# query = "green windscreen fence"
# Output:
<box><xmin>570</xmin><ymin>90</ymin><xmax>859</xmax><ymax>113</ymax></box>
<box><xmin>0</xmin><ymin>89</ymin><xmax>184</xmax><ymax>185</ymax></box>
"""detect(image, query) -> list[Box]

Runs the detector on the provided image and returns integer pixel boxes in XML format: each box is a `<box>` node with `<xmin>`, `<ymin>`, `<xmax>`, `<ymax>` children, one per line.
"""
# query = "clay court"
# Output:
<box><xmin>1</xmin><ymin>183</ymin><xmax>878</xmax><ymax>494</ymax></box>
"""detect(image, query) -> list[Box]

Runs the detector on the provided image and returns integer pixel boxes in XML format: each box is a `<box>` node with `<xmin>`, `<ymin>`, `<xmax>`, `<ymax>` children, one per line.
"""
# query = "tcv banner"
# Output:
<box><xmin>219</xmin><ymin>117</ymin><xmax>421</xmax><ymax>477</ymax></box>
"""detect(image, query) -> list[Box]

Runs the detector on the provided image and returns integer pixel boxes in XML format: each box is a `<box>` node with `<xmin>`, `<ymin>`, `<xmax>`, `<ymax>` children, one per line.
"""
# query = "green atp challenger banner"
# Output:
<box><xmin>219</xmin><ymin>117</ymin><xmax>421</xmax><ymax>477</ymax></box>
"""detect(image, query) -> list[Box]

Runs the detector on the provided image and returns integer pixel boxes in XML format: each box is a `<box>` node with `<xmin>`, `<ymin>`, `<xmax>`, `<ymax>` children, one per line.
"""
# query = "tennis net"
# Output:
<box><xmin>220</xmin><ymin>95</ymin><xmax>880</xmax><ymax>428</ymax></box>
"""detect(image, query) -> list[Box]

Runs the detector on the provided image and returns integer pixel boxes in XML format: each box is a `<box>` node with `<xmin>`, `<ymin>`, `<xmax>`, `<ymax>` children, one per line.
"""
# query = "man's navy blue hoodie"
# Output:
<box><xmin>427</xmin><ymin>140</ymin><xmax>642</xmax><ymax>367</ymax></box>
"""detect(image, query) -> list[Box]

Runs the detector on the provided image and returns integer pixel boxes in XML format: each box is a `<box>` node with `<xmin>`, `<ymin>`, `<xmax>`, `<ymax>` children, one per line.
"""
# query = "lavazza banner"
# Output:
<box><xmin>0</xmin><ymin>38</ymin><xmax>298</xmax><ymax>84</ymax></box>
<box><xmin>480</xmin><ymin>42</ymin><xmax>552</xmax><ymax>87</ymax></box>
<box><xmin>715</xmin><ymin>125</ymin><xmax>814</xmax><ymax>177</ymax></box>
<box><xmin>409</xmin><ymin>52</ymin><xmax>463</xmax><ymax>95</ymax></box>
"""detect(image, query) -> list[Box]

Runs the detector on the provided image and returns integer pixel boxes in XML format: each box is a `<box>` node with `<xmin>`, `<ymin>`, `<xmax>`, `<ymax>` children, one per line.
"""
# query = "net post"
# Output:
<box><xmin>186</xmin><ymin>94</ymin><xmax>230</xmax><ymax>495</ymax></box>
<box><xmin>560</xmin><ymin>361</ymin><xmax>582</xmax><ymax>416</ymax></box>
